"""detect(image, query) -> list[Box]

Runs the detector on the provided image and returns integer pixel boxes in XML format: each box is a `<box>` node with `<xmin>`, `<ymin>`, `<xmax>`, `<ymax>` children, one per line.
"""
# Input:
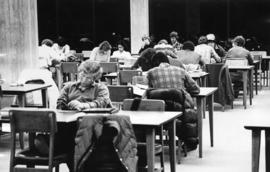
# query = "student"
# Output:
<box><xmin>206</xmin><ymin>33</ymin><xmax>227</xmax><ymax>61</ymax></box>
<box><xmin>169</xmin><ymin>31</ymin><xmax>182</xmax><ymax>51</ymax></box>
<box><xmin>111</xmin><ymin>42</ymin><xmax>132</xmax><ymax>62</ymax></box>
<box><xmin>195</xmin><ymin>36</ymin><xmax>221</xmax><ymax>64</ymax></box>
<box><xmin>35</xmin><ymin>61</ymin><xmax>112</xmax><ymax>171</ymax></box>
<box><xmin>138</xmin><ymin>35</ymin><xmax>154</xmax><ymax>54</ymax></box>
<box><xmin>90</xmin><ymin>41</ymin><xmax>112</xmax><ymax>62</ymax></box>
<box><xmin>38</xmin><ymin>39</ymin><xmax>60</xmax><ymax>69</ymax></box>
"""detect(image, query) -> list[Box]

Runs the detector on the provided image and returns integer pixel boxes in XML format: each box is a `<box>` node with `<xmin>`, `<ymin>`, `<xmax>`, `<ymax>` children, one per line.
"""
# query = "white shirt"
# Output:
<box><xmin>111</xmin><ymin>50</ymin><xmax>132</xmax><ymax>61</ymax></box>
<box><xmin>194</xmin><ymin>44</ymin><xmax>220</xmax><ymax>64</ymax></box>
<box><xmin>38</xmin><ymin>45</ymin><xmax>59</xmax><ymax>68</ymax></box>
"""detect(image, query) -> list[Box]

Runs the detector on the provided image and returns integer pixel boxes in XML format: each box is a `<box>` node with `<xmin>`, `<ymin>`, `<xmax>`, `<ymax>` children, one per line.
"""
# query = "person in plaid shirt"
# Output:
<box><xmin>147</xmin><ymin>52</ymin><xmax>200</xmax><ymax>95</ymax></box>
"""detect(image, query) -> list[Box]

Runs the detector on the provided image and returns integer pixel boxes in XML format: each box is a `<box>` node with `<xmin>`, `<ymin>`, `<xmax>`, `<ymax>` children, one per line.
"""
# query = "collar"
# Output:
<box><xmin>75</xmin><ymin>81</ymin><xmax>95</xmax><ymax>91</ymax></box>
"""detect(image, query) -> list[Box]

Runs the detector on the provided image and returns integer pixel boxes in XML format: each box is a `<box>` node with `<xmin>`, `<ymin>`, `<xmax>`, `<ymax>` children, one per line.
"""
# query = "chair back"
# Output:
<box><xmin>225</xmin><ymin>58</ymin><xmax>248</xmax><ymax>66</ymax></box>
<box><xmin>132</xmin><ymin>75</ymin><xmax>148</xmax><ymax>85</ymax></box>
<box><xmin>59</xmin><ymin>62</ymin><xmax>79</xmax><ymax>89</ymax></box>
<box><xmin>100</xmin><ymin>62</ymin><xmax>119</xmax><ymax>73</ymax></box>
<box><xmin>123</xmin><ymin>99</ymin><xmax>165</xmax><ymax>111</ymax></box>
<box><xmin>250</xmin><ymin>51</ymin><xmax>267</xmax><ymax>58</ymax></box>
<box><xmin>119</xmin><ymin>70</ymin><xmax>142</xmax><ymax>85</ymax></box>
<box><xmin>9</xmin><ymin>109</ymin><xmax>57</xmax><ymax>133</ymax></box>
<box><xmin>110</xmin><ymin>57</ymin><xmax>119</xmax><ymax>63</ymax></box>
<box><xmin>205</xmin><ymin>63</ymin><xmax>225</xmax><ymax>87</ymax></box>
<box><xmin>108</xmin><ymin>85</ymin><xmax>133</xmax><ymax>103</ymax></box>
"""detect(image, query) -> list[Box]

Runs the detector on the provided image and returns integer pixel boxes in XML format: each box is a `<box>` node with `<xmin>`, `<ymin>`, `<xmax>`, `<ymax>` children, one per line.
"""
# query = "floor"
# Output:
<box><xmin>1</xmin><ymin>86</ymin><xmax>270</xmax><ymax>172</ymax></box>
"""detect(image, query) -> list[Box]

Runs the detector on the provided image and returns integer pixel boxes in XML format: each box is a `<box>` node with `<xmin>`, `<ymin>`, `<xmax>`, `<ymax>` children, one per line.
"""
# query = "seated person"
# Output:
<box><xmin>176</xmin><ymin>40</ymin><xmax>204</xmax><ymax>67</ymax></box>
<box><xmin>195</xmin><ymin>36</ymin><xmax>221</xmax><ymax>64</ymax></box>
<box><xmin>207</xmin><ymin>33</ymin><xmax>227</xmax><ymax>61</ymax></box>
<box><xmin>90</xmin><ymin>41</ymin><xmax>112</xmax><ymax>62</ymax></box>
<box><xmin>111</xmin><ymin>41</ymin><xmax>132</xmax><ymax>63</ymax></box>
<box><xmin>169</xmin><ymin>31</ymin><xmax>183</xmax><ymax>51</ymax></box>
<box><xmin>132</xmin><ymin>48</ymin><xmax>156</xmax><ymax>71</ymax></box>
<box><xmin>147</xmin><ymin>52</ymin><xmax>200</xmax><ymax>151</ymax></box>
<box><xmin>138</xmin><ymin>35</ymin><xmax>155</xmax><ymax>54</ymax></box>
<box><xmin>35</xmin><ymin>61</ymin><xmax>112</xmax><ymax>171</ymax></box>
<box><xmin>225</xmin><ymin>35</ymin><xmax>254</xmax><ymax>97</ymax></box>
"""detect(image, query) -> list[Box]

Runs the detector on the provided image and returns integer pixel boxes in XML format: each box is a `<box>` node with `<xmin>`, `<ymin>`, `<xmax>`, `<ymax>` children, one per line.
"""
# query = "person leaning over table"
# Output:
<box><xmin>147</xmin><ymin>52</ymin><xmax>200</xmax><ymax>151</ymax></box>
<box><xmin>90</xmin><ymin>40</ymin><xmax>112</xmax><ymax>62</ymax></box>
<box><xmin>34</xmin><ymin>61</ymin><xmax>112</xmax><ymax>172</ymax></box>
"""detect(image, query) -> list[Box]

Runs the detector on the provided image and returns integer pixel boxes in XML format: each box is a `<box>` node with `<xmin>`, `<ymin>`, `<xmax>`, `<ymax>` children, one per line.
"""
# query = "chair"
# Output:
<box><xmin>9</xmin><ymin>109</ymin><xmax>68</xmax><ymax>172</ymax></box>
<box><xmin>58</xmin><ymin>62</ymin><xmax>79</xmax><ymax>89</ymax></box>
<box><xmin>250</xmin><ymin>51</ymin><xmax>268</xmax><ymax>86</ymax></box>
<box><xmin>206</xmin><ymin>63</ymin><xmax>234</xmax><ymax>111</ymax></box>
<box><xmin>123</xmin><ymin>99</ymin><xmax>166</xmax><ymax>171</ymax></box>
<box><xmin>132</xmin><ymin>75</ymin><xmax>148</xmax><ymax>86</ymax></box>
<box><xmin>107</xmin><ymin>86</ymin><xmax>133</xmax><ymax>109</ymax></box>
<box><xmin>100</xmin><ymin>62</ymin><xmax>119</xmax><ymax>85</ymax></box>
<box><xmin>252</xmin><ymin>55</ymin><xmax>263</xmax><ymax>92</ymax></box>
<box><xmin>119</xmin><ymin>70</ymin><xmax>142</xmax><ymax>85</ymax></box>
<box><xmin>109</xmin><ymin>57</ymin><xmax>119</xmax><ymax>63</ymax></box>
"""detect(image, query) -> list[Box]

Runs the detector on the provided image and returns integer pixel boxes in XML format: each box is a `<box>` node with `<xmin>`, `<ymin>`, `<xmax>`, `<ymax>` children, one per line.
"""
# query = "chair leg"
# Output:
<box><xmin>159</xmin><ymin>127</ymin><xmax>164</xmax><ymax>172</ymax></box>
<box><xmin>177</xmin><ymin>139</ymin><xmax>182</xmax><ymax>164</ymax></box>
<box><xmin>19</xmin><ymin>132</ymin><xmax>24</xmax><ymax>149</ymax></box>
<box><xmin>55</xmin><ymin>165</ymin><xmax>59</xmax><ymax>172</ymax></box>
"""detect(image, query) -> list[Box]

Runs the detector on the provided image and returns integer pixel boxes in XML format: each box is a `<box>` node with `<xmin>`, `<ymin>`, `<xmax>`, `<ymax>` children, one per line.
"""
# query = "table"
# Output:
<box><xmin>1</xmin><ymin>83</ymin><xmax>51</xmax><ymax>148</ymax></box>
<box><xmin>192</xmin><ymin>87</ymin><xmax>218</xmax><ymax>158</ymax></box>
<box><xmin>1</xmin><ymin>83</ymin><xmax>51</xmax><ymax>107</ymax></box>
<box><xmin>228</xmin><ymin>66</ymin><xmax>254</xmax><ymax>109</ymax></box>
<box><xmin>131</xmin><ymin>85</ymin><xmax>217</xmax><ymax>158</ymax></box>
<box><xmin>57</xmin><ymin>110</ymin><xmax>181</xmax><ymax>172</ymax></box>
<box><xmin>245</xmin><ymin>117</ymin><xmax>270</xmax><ymax>172</ymax></box>
<box><xmin>188</xmin><ymin>71</ymin><xmax>209</xmax><ymax>87</ymax></box>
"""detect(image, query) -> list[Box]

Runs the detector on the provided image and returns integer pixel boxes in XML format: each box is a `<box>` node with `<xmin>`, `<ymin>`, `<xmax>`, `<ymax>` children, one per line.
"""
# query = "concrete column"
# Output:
<box><xmin>130</xmin><ymin>0</ymin><xmax>149</xmax><ymax>54</ymax></box>
<box><xmin>0</xmin><ymin>0</ymin><xmax>38</xmax><ymax>83</ymax></box>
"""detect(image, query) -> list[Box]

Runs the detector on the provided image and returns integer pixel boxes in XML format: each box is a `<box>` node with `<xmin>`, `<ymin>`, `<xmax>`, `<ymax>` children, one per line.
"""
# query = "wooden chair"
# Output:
<box><xmin>253</xmin><ymin>55</ymin><xmax>263</xmax><ymax>91</ymax></box>
<box><xmin>107</xmin><ymin>85</ymin><xmax>133</xmax><ymax>109</ymax></box>
<box><xmin>100</xmin><ymin>62</ymin><xmax>119</xmax><ymax>85</ymax></box>
<box><xmin>119</xmin><ymin>70</ymin><xmax>142</xmax><ymax>85</ymax></box>
<box><xmin>9</xmin><ymin>109</ymin><xmax>68</xmax><ymax>172</ymax></box>
<box><xmin>123</xmin><ymin>99</ymin><xmax>166</xmax><ymax>171</ymax></box>
<box><xmin>57</xmin><ymin>62</ymin><xmax>79</xmax><ymax>89</ymax></box>
<box><xmin>109</xmin><ymin>57</ymin><xmax>119</xmax><ymax>63</ymax></box>
<box><xmin>250</xmin><ymin>51</ymin><xmax>268</xmax><ymax>86</ymax></box>
<box><xmin>132</xmin><ymin>75</ymin><xmax>148</xmax><ymax>86</ymax></box>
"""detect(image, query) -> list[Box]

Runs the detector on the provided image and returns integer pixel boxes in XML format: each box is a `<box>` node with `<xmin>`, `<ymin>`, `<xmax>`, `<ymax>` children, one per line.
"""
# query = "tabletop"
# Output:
<box><xmin>228</xmin><ymin>65</ymin><xmax>254</xmax><ymax>70</ymax></box>
<box><xmin>192</xmin><ymin>87</ymin><xmax>218</xmax><ymax>97</ymax></box>
<box><xmin>1</xmin><ymin>83</ymin><xmax>52</xmax><ymax>94</ymax></box>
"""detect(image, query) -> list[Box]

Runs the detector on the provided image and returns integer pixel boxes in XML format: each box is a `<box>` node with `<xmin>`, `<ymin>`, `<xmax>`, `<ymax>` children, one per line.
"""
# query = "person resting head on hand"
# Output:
<box><xmin>57</xmin><ymin>60</ymin><xmax>112</xmax><ymax>111</ymax></box>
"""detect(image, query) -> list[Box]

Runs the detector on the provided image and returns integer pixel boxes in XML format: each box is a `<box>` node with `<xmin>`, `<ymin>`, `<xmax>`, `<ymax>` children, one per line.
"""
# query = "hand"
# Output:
<box><xmin>68</xmin><ymin>100</ymin><xmax>87</xmax><ymax>111</ymax></box>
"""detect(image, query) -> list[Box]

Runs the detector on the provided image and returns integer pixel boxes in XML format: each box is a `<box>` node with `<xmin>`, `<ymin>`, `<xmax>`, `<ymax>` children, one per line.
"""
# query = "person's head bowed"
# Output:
<box><xmin>78</xmin><ymin>60</ymin><xmax>103</xmax><ymax>86</ymax></box>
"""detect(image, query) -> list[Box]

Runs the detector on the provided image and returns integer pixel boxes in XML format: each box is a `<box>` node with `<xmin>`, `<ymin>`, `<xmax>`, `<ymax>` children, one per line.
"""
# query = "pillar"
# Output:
<box><xmin>0</xmin><ymin>0</ymin><xmax>38</xmax><ymax>83</ymax></box>
<box><xmin>130</xmin><ymin>0</ymin><xmax>149</xmax><ymax>54</ymax></box>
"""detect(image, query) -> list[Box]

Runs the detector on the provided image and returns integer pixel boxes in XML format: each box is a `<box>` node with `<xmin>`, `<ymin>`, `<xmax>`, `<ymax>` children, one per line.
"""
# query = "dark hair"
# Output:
<box><xmin>99</xmin><ymin>41</ymin><xmax>112</xmax><ymax>51</ymax></box>
<box><xmin>41</xmin><ymin>39</ymin><xmax>53</xmax><ymax>47</ymax></box>
<box><xmin>182</xmin><ymin>41</ymin><xmax>195</xmax><ymax>51</ymax></box>
<box><xmin>170</xmin><ymin>31</ymin><xmax>179</xmax><ymax>39</ymax></box>
<box><xmin>151</xmin><ymin>52</ymin><xmax>169</xmax><ymax>67</ymax></box>
<box><xmin>198</xmin><ymin>36</ymin><xmax>208</xmax><ymax>45</ymax></box>
<box><xmin>233</xmin><ymin>36</ymin><xmax>246</xmax><ymax>47</ymax></box>
<box><xmin>56</xmin><ymin>36</ymin><xmax>67</xmax><ymax>47</ymax></box>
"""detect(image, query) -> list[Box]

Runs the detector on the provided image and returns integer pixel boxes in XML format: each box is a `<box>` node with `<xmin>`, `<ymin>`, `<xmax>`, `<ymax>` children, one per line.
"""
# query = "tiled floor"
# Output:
<box><xmin>1</xmin><ymin>87</ymin><xmax>270</xmax><ymax>172</ymax></box>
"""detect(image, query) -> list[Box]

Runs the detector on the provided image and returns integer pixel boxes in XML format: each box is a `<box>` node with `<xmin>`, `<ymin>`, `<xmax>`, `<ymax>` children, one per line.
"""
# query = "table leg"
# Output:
<box><xmin>196</xmin><ymin>97</ymin><xmax>203</xmax><ymax>158</ymax></box>
<box><xmin>17</xmin><ymin>94</ymin><xmax>26</xmax><ymax>149</ymax></box>
<box><xmin>146</xmin><ymin>128</ymin><xmax>155</xmax><ymax>172</ymax></box>
<box><xmin>252</xmin><ymin>130</ymin><xmax>261</xmax><ymax>172</ymax></box>
<box><xmin>242</xmin><ymin>71</ymin><xmax>247</xmax><ymax>109</ymax></box>
<box><xmin>168</xmin><ymin>119</ymin><xmax>176</xmax><ymax>172</ymax></box>
<box><xmin>41</xmin><ymin>88</ymin><xmax>48</xmax><ymax>108</ymax></box>
<box><xmin>255</xmin><ymin>67</ymin><xmax>258</xmax><ymax>95</ymax></box>
<box><xmin>265</xmin><ymin>130</ymin><xmax>270</xmax><ymax>172</ymax></box>
<box><xmin>207</xmin><ymin>94</ymin><xmax>214</xmax><ymax>147</ymax></box>
<box><xmin>56</xmin><ymin>66</ymin><xmax>63</xmax><ymax>90</ymax></box>
<box><xmin>250</xmin><ymin>69</ymin><xmax>253</xmax><ymax>105</ymax></box>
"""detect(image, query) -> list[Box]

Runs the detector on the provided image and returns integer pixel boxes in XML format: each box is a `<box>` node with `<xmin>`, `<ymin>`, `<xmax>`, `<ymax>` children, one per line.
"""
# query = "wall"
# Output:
<box><xmin>0</xmin><ymin>0</ymin><xmax>38</xmax><ymax>83</ymax></box>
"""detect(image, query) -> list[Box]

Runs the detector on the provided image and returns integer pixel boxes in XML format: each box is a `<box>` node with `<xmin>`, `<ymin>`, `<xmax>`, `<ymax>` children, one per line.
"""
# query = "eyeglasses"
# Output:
<box><xmin>80</xmin><ymin>72</ymin><xmax>94</xmax><ymax>81</ymax></box>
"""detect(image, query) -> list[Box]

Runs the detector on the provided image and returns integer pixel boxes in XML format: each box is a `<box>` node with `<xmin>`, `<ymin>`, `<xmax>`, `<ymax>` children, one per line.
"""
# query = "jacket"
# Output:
<box><xmin>74</xmin><ymin>115</ymin><xmax>138</xmax><ymax>172</ymax></box>
<box><xmin>146</xmin><ymin>88</ymin><xmax>198</xmax><ymax>146</ymax></box>
<box><xmin>206</xmin><ymin>64</ymin><xmax>234</xmax><ymax>106</ymax></box>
